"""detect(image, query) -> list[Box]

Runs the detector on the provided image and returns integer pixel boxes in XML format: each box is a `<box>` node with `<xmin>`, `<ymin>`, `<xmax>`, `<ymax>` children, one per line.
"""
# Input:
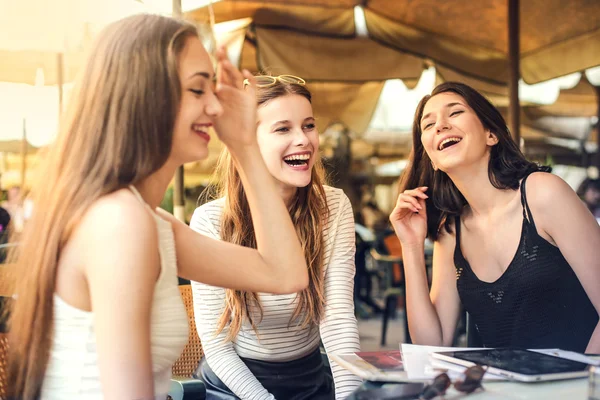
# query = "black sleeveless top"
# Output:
<box><xmin>454</xmin><ymin>173</ymin><xmax>598</xmax><ymax>353</ymax></box>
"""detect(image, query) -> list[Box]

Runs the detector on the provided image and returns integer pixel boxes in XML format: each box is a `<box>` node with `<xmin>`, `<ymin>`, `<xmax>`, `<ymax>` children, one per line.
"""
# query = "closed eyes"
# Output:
<box><xmin>422</xmin><ymin>110</ymin><xmax>464</xmax><ymax>130</ymax></box>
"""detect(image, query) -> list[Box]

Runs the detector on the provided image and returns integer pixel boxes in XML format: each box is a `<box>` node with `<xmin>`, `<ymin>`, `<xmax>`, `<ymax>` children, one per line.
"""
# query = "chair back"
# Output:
<box><xmin>383</xmin><ymin>234</ymin><xmax>404</xmax><ymax>283</ymax></box>
<box><xmin>171</xmin><ymin>285</ymin><xmax>203</xmax><ymax>378</ymax></box>
<box><xmin>0</xmin><ymin>332</ymin><xmax>7</xmax><ymax>399</ymax></box>
<box><xmin>0</xmin><ymin>263</ymin><xmax>15</xmax><ymax>399</ymax></box>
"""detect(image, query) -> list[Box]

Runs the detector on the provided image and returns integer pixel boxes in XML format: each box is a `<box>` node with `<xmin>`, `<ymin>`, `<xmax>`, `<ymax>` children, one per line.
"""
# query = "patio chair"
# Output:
<box><xmin>0</xmin><ymin>264</ymin><xmax>15</xmax><ymax>400</ymax></box>
<box><xmin>0</xmin><ymin>332</ymin><xmax>7</xmax><ymax>400</ymax></box>
<box><xmin>168</xmin><ymin>284</ymin><xmax>205</xmax><ymax>400</ymax></box>
<box><xmin>369</xmin><ymin>233</ymin><xmax>411</xmax><ymax>346</ymax></box>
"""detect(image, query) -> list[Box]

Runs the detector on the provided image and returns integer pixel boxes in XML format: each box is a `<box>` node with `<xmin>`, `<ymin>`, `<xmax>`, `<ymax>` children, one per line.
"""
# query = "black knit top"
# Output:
<box><xmin>454</xmin><ymin>174</ymin><xmax>598</xmax><ymax>353</ymax></box>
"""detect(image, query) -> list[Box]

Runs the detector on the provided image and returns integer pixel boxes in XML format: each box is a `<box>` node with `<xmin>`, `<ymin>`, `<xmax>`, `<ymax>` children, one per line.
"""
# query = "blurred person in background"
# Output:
<box><xmin>0</xmin><ymin>206</ymin><xmax>10</xmax><ymax>263</ymax></box>
<box><xmin>1</xmin><ymin>185</ymin><xmax>33</xmax><ymax>233</ymax></box>
<box><xmin>578</xmin><ymin>178</ymin><xmax>600</xmax><ymax>220</ymax></box>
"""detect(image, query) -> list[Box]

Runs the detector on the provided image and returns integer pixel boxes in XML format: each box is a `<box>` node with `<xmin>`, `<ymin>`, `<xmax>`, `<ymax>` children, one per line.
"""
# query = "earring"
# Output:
<box><xmin>431</xmin><ymin>161</ymin><xmax>438</xmax><ymax>171</ymax></box>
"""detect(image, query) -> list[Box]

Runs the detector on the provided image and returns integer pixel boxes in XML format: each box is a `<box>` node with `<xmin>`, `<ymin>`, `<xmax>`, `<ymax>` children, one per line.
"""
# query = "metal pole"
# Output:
<box><xmin>172</xmin><ymin>0</ymin><xmax>182</xmax><ymax>17</ymax></box>
<box><xmin>508</xmin><ymin>0</ymin><xmax>521</xmax><ymax>145</ymax></box>
<box><xmin>594</xmin><ymin>86</ymin><xmax>600</xmax><ymax>172</ymax></box>
<box><xmin>20</xmin><ymin>119</ymin><xmax>27</xmax><ymax>190</ymax></box>
<box><xmin>172</xmin><ymin>0</ymin><xmax>186</xmax><ymax>222</ymax></box>
<box><xmin>57</xmin><ymin>53</ymin><xmax>64</xmax><ymax>115</ymax></box>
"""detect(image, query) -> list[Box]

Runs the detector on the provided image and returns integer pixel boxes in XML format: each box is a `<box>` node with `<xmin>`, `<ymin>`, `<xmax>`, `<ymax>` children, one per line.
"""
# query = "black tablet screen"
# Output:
<box><xmin>438</xmin><ymin>348</ymin><xmax>590</xmax><ymax>376</ymax></box>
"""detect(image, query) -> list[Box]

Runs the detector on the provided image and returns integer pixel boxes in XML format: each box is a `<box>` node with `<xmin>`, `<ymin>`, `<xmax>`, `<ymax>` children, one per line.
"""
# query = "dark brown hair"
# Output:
<box><xmin>7</xmin><ymin>14</ymin><xmax>198</xmax><ymax>399</ymax></box>
<box><xmin>399</xmin><ymin>82</ymin><xmax>548</xmax><ymax>241</ymax></box>
<box><xmin>211</xmin><ymin>81</ymin><xmax>328</xmax><ymax>340</ymax></box>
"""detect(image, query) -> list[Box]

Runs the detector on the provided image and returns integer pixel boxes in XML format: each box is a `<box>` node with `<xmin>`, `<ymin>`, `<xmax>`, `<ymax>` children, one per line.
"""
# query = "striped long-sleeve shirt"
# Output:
<box><xmin>190</xmin><ymin>186</ymin><xmax>362</xmax><ymax>400</ymax></box>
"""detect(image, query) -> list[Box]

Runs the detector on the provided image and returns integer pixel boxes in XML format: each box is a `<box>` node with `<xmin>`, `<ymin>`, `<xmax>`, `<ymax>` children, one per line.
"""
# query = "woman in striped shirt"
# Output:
<box><xmin>191</xmin><ymin>76</ymin><xmax>362</xmax><ymax>399</ymax></box>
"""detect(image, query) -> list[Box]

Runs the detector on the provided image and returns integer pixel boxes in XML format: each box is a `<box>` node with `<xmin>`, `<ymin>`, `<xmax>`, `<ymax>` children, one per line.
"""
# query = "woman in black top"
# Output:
<box><xmin>391</xmin><ymin>82</ymin><xmax>600</xmax><ymax>353</ymax></box>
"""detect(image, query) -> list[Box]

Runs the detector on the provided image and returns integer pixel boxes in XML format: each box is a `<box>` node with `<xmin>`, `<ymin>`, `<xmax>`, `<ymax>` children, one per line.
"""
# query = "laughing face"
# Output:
<box><xmin>256</xmin><ymin>94</ymin><xmax>319</xmax><ymax>191</ymax></box>
<box><xmin>170</xmin><ymin>36</ymin><xmax>223</xmax><ymax>165</ymax></box>
<box><xmin>419</xmin><ymin>92</ymin><xmax>498</xmax><ymax>172</ymax></box>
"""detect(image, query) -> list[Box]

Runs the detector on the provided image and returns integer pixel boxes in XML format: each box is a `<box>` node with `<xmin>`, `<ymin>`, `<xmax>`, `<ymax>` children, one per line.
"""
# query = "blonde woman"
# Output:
<box><xmin>7</xmin><ymin>15</ymin><xmax>309</xmax><ymax>400</ymax></box>
<box><xmin>191</xmin><ymin>76</ymin><xmax>362</xmax><ymax>400</ymax></box>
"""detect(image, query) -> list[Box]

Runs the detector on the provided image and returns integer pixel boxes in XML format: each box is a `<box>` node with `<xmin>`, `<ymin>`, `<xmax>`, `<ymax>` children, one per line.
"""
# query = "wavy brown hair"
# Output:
<box><xmin>211</xmin><ymin>81</ymin><xmax>328</xmax><ymax>340</ymax></box>
<box><xmin>399</xmin><ymin>82</ymin><xmax>549</xmax><ymax>241</ymax></box>
<box><xmin>6</xmin><ymin>14</ymin><xmax>199</xmax><ymax>399</ymax></box>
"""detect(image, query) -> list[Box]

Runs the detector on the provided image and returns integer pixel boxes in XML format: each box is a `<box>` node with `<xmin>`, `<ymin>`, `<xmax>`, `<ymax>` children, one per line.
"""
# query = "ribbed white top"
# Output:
<box><xmin>41</xmin><ymin>187</ymin><xmax>188</xmax><ymax>399</ymax></box>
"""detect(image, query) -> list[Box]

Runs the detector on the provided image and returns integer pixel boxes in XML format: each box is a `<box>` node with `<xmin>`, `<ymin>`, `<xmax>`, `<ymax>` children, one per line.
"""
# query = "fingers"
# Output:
<box><xmin>216</xmin><ymin>47</ymin><xmax>225</xmax><ymax>90</ymax></box>
<box><xmin>216</xmin><ymin>46</ymin><xmax>244</xmax><ymax>90</ymax></box>
<box><xmin>403</xmin><ymin>187</ymin><xmax>429</xmax><ymax>200</ymax></box>
<box><xmin>394</xmin><ymin>186</ymin><xmax>429</xmax><ymax>213</ymax></box>
<box><xmin>399</xmin><ymin>194</ymin><xmax>422</xmax><ymax>213</ymax></box>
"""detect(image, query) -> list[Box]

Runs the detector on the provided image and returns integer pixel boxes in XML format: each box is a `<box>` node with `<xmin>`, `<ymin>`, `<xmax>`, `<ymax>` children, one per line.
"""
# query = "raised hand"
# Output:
<box><xmin>212</xmin><ymin>46</ymin><xmax>258</xmax><ymax>151</ymax></box>
<box><xmin>389</xmin><ymin>186</ymin><xmax>429</xmax><ymax>247</ymax></box>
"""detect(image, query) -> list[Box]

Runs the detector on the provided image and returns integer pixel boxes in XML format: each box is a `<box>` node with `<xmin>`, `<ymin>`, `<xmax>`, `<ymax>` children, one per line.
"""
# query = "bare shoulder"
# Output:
<box><xmin>75</xmin><ymin>188</ymin><xmax>158</xmax><ymax>248</ymax></box>
<box><xmin>525</xmin><ymin>171</ymin><xmax>572</xmax><ymax>200</ymax></box>
<box><xmin>524</xmin><ymin>172</ymin><xmax>577</xmax><ymax>213</ymax></box>
<box><xmin>436</xmin><ymin>219</ymin><xmax>457</xmax><ymax>252</ymax></box>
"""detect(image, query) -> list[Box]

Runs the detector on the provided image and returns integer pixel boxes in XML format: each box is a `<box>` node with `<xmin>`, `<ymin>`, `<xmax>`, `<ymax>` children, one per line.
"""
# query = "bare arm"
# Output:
<box><xmin>402</xmin><ymin>232</ymin><xmax>462</xmax><ymax>346</ymax></box>
<box><xmin>81</xmin><ymin>196</ymin><xmax>159</xmax><ymax>399</ymax></box>
<box><xmin>527</xmin><ymin>172</ymin><xmax>600</xmax><ymax>353</ymax></box>
<box><xmin>390</xmin><ymin>187</ymin><xmax>461</xmax><ymax>346</ymax></box>
<box><xmin>161</xmin><ymin>50</ymin><xmax>307</xmax><ymax>295</ymax></box>
<box><xmin>160</xmin><ymin>178</ymin><xmax>307</xmax><ymax>295</ymax></box>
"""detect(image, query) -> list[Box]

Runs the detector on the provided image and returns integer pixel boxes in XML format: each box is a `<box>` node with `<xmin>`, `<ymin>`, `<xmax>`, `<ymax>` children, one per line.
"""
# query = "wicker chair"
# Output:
<box><xmin>167</xmin><ymin>284</ymin><xmax>205</xmax><ymax>400</ymax></box>
<box><xmin>0</xmin><ymin>263</ymin><xmax>15</xmax><ymax>400</ymax></box>
<box><xmin>0</xmin><ymin>333</ymin><xmax>7</xmax><ymax>400</ymax></box>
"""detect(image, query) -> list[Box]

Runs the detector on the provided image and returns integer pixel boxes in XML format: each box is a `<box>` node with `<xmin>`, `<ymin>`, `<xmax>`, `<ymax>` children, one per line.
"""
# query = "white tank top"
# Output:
<box><xmin>41</xmin><ymin>186</ymin><xmax>189</xmax><ymax>399</ymax></box>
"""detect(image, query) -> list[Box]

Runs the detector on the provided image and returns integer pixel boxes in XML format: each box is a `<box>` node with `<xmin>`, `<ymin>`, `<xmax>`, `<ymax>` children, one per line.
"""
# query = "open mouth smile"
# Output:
<box><xmin>192</xmin><ymin>123</ymin><xmax>211</xmax><ymax>142</ymax></box>
<box><xmin>283</xmin><ymin>152</ymin><xmax>311</xmax><ymax>170</ymax></box>
<box><xmin>438</xmin><ymin>137</ymin><xmax>462</xmax><ymax>151</ymax></box>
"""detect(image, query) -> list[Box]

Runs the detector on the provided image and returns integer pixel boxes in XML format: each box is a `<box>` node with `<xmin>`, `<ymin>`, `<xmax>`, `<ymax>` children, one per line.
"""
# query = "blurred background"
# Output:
<box><xmin>1</xmin><ymin>0</ymin><xmax>599</xmax><ymax>349</ymax></box>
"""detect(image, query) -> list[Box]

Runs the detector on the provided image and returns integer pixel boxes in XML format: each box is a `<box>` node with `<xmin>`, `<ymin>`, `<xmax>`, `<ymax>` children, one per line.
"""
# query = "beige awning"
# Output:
<box><xmin>366</xmin><ymin>0</ymin><xmax>600</xmax><ymax>85</ymax></box>
<box><xmin>190</xmin><ymin>0</ymin><xmax>600</xmax><ymax>85</ymax></box>
<box><xmin>526</xmin><ymin>75</ymin><xmax>599</xmax><ymax>118</ymax></box>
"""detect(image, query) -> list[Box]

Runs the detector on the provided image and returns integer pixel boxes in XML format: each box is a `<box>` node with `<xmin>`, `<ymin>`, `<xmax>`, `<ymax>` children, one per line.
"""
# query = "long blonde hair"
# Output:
<box><xmin>211</xmin><ymin>82</ymin><xmax>328</xmax><ymax>340</ymax></box>
<box><xmin>7</xmin><ymin>14</ymin><xmax>199</xmax><ymax>399</ymax></box>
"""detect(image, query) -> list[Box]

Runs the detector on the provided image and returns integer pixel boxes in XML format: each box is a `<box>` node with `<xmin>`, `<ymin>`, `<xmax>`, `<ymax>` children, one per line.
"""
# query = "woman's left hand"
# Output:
<box><xmin>212</xmin><ymin>46</ymin><xmax>258</xmax><ymax>151</ymax></box>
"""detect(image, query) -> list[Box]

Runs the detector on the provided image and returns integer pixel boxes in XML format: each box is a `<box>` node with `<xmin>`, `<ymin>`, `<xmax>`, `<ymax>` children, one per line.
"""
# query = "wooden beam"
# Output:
<box><xmin>508</xmin><ymin>0</ymin><xmax>521</xmax><ymax>145</ymax></box>
<box><xmin>172</xmin><ymin>0</ymin><xmax>186</xmax><ymax>222</ymax></box>
<box><xmin>596</xmin><ymin>85</ymin><xmax>600</xmax><ymax>171</ymax></box>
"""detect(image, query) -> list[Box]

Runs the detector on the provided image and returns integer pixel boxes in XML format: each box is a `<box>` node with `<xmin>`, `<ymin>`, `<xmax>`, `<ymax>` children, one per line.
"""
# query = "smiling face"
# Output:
<box><xmin>256</xmin><ymin>94</ymin><xmax>319</xmax><ymax>191</ymax></box>
<box><xmin>419</xmin><ymin>92</ymin><xmax>498</xmax><ymax>172</ymax></box>
<box><xmin>170</xmin><ymin>36</ymin><xmax>223</xmax><ymax>165</ymax></box>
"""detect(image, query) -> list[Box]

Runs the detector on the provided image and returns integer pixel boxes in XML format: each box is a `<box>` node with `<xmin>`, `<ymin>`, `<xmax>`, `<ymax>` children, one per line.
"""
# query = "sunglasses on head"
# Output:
<box><xmin>243</xmin><ymin>74</ymin><xmax>306</xmax><ymax>88</ymax></box>
<box><xmin>420</xmin><ymin>365</ymin><xmax>487</xmax><ymax>399</ymax></box>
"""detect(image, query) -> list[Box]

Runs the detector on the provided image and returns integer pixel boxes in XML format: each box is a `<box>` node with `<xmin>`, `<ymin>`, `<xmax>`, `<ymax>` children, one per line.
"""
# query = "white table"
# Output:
<box><xmin>444</xmin><ymin>378</ymin><xmax>587</xmax><ymax>399</ymax></box>
<box><xmin>343</xmin><ymin>355</ymin><xmax>596</xmax><ymax>399</ymax></box>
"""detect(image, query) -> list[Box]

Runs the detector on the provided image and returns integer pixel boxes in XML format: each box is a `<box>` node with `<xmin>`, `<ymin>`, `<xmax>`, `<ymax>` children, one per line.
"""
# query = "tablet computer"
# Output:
<box><xmin>431</xmin><ymin>348</ymin><xmax>591</xmax><ymax>382</ymax></box>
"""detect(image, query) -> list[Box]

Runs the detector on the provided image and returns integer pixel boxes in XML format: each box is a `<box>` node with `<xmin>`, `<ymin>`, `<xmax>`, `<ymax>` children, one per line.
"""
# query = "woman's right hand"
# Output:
<box><xmin>389</xmin><ymin>187</ymin><xmax>429</xmax><ymax>247</ymax></box>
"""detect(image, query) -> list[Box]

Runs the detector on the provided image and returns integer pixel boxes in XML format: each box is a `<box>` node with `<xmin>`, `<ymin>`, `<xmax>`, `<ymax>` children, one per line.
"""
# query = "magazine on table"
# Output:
<box><xmin>331</xmin><ymin>350</ymin><xmax>406</xmax><ymax>382</ymax></box>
